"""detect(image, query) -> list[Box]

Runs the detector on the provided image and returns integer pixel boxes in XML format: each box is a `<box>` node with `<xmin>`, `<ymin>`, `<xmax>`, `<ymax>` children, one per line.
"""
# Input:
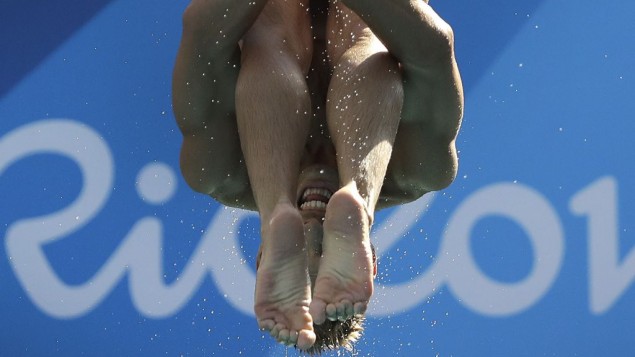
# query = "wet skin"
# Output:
<box><xmin>173</xmin><ymin>0</ymin><xmax>463</xmax><ymax>350</ymax></box>
<box><xmin>257</xmin><ymin>131</ymin><xmax>378</xmax><ymax>330</ymax></box>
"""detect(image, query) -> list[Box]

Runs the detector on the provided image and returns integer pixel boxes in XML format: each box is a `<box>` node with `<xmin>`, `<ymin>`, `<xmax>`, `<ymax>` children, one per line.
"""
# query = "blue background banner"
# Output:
<box><xmin>1</xmin><ymin>1</ymin><xmax>634</xmax><ymax>356</ymax></box>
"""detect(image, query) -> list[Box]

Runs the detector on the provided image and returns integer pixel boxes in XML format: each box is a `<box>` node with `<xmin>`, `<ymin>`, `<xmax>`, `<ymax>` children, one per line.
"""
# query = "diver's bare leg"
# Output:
<box><xmin>309</xmin><ymin>4</ymin><xmax>403</xmax><ymax>324</ymax></box>
<box><xmin>235</xmin><ymin>0</ymin><xmax>316</xmax><ymax>349</ymax></box>
<box><xmin>339</xmin><ymin>0</ymin><xmax>464</xmax><ymax>195</ymax></box>
<box><xmin>173</xmin><ymin>0</ymin><xmax>273</xmax><ymax>208</ymax></box>
<box><xmin>310</xmin><ymin>0</ymin><xmax>464</xmax><ymax>324</ymax></box>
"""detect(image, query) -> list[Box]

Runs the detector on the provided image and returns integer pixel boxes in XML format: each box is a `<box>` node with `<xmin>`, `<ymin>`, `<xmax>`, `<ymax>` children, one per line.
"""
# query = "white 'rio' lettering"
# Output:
<box><xmin>1</xmin><ymin>119</ymin><xmax>634</xmax><ymax>319</ymax></box>
<box><xmin>570</xmin><ymin>177</ymin><xmax>635</xmax><ymax>314</ymax></box>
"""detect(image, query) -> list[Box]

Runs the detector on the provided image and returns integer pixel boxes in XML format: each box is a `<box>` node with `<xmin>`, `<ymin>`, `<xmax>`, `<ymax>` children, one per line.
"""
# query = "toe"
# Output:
<box><xmin>270</xmin><ymin>323</ymin><xmax>285</xmax><ymax>339</ymax></box>
<box><xmin>258</xmin><ymin>319</ymin><xmax>275</xmax><ymax>332</ymax></box>
<box><xmin>336</xmin><ymin>299</ymin><xmax>353</xmax><ymax>320</ymax></box>
<box><xmin>336</xmin><ymin>302</ymin><xmax>344</xmax><ymax>318</ymax></box>
<box><xmin>296</xmin><ymin>329</ymin><xmax>317</xmax><ymax>350</ymax></box>
<box><xmin>309</xmin><ymin>299</ymin><xmax>327</xmax><ymax>325</ymax></box>
<box><xmin>277</xmin><ymin>329</ymin><xmax>290</xmax><ymax>345</ymax></box>
<box><xmin>354</xmin><ymin>302</ymin><xmax>367</xmax><ymax>316</ymax></box>
<box><xmin>326</xmin><ymin>303</ymin><xmax>337</xmax><ymax>321</ymax></box>
<box><xmin>336</xmin><ymin>301</ymin><xmax>346</xmax><ymax>321</ymax></box>
<box><xmin>344</xmin><ymin>300</ymin><xmax>354</xmax><ymax>319</ymax></box>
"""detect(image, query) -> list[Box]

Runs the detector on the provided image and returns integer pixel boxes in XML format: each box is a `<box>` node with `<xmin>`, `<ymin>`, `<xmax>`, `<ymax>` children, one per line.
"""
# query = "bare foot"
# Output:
<box><xmin>254</xmin><ymin>205</ymin><xmax>316</xmax><ymax>349</ymax></box>
<box><xmin>309</xmin><ymin>183</ymin><xmax>374</xmax><ymax>324</ymax></box>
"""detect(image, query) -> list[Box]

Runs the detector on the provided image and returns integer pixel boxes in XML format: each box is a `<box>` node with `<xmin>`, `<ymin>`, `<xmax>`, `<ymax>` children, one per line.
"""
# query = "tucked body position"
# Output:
<box><xmin>172</xmin><ymin>0</ymin><xmax>463</xmax><ymax>353</ymax></box>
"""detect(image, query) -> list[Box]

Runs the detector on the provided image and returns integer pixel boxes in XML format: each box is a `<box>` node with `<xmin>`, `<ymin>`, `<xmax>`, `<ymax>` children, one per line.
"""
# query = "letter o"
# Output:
<box><xmin>439</xmin><ymin>183</ymin><xmax>564</xmax><ymax>316</ymax></box>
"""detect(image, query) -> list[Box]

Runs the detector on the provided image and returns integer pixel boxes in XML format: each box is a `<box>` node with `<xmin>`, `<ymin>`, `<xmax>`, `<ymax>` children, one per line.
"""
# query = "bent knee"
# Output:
<box><xmin>427</xmin><ymin>153</ymin><xmax>458</xmax><ymax>191</ymax></box>
<box><xmin>180</xmin><ymin>155</ymin><xmax>253</xmax><ymax>208</ymax></box>
<box><xmin>404</xmin><ymin>165</ymin><xmax>456</xmax><ymax>197</ymax></box>
<box><xmin>423</xmin><ymin>162</ymin><xmax>457</xmax><ymax>192</ymax></box>
<box><xmin>179</xmin><ymin>139</ymin><xmax>226</xmax><ymax>195</ymax></box>
<box><xmin>395</xmin><ymin>142</ymin><xmax>458</xmax><ymax>194</ymax></box>
<box><xmin>179</xmin><ymin>157</ymin><xmax>216</xmax><ymax>195</ymax></box>
<box><xmin>423</xmin><ymin>141</ymin><xmax>458</xmax><ymax>191</ymax></box>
